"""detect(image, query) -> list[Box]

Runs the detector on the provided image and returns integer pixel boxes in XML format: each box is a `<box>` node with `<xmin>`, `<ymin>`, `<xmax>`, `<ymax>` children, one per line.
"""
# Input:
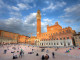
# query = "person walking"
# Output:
<box><xmin>19</xmin><ymin>50</ymin><xmax>23</xmax><ymax>58</ymax></box>
<box><xmin>46</xmin><ymin>50</ymin><xmax>48</xmax><ymax>53</ymax></box>
<box><xmin>41</xmin><ymin>55</ymin><xmax>45</xmax><ymax>60</ymax></box>
<box><xmin>52</xmin><ymin>52</ymin><xmax>55</xmax><ymax>58</ymax></box>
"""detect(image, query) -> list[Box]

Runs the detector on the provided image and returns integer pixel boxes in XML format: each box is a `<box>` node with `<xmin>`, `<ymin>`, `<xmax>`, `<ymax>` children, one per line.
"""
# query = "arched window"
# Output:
<box><xmin>57</xmin><ymin>38</ymin><xmax>58</xmax><ymax>40</ymax></box>
<box><xmin>60</xmin><ymin>38</ymin><xmax>62</xmax><ymax>40</ymax></box>
<box><xmin>54</xmin><ymin>39</ymin><xmax>55</xmax><ymax>40</ymax></box>
<box><xmin>61</xmin><ymin>43</ymin><xmax>63</xmax><ymax>45</ymax></box>
<box><xmin>63</xmin><ymin>37</ymin><xmax>65</xmax><ymax>40</ymax></box>
<box><xmin>68</xmin><ymin>43</ymin><xmax>70</xmax><ymax>45</ymax></box>
<box><xmin>54</xmin><ymin>43</ymin><xmax>56</xmax><ymax>45</ymax></box>
<box><xmin>67</xmin><ymin>37</ymin><xmax>69</xmax><ymax>39</ymax></box>
<box><xmin>49</xmin><ymin>43</ymin><xmax>50</xmax><ymax>45</ymax></box>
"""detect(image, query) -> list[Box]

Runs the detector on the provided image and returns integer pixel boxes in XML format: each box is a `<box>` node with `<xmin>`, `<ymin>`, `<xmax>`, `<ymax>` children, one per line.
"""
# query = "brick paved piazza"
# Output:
<box><xmin>0</xmin><ymin>44</ymin><xmax>80</xmax><ymax>60</ymax></box>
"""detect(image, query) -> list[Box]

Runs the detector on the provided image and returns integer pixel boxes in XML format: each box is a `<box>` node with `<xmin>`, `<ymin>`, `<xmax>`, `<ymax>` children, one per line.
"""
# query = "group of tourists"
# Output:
<box><xmin>2</xmin><ymin>44</ymin><xmax>56</xmax><ymax>60</ymax></box>
<box><xmin>41</xmin><ymin>54</ymin><xmax>49</xmax><ymax>60</ymax></box>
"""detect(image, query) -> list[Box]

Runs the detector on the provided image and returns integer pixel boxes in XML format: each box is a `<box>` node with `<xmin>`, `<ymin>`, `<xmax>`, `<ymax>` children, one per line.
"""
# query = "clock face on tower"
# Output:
<box><xmin>37</xmin><ymin>32</ymin><xmax>39</xmax><ymax>34</ymax></box>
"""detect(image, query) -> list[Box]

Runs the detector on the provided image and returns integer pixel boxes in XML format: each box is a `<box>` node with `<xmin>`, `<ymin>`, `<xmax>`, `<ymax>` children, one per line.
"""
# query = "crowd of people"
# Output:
<box><xmin>0</xmin><ymin>44</ymin><xmax>79</xmax><ymax>60</ymax></box>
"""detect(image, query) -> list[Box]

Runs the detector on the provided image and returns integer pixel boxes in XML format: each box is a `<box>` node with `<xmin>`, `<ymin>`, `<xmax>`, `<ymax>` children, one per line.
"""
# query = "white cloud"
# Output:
<box><xmin>41</xmin><ymin>18</ymin><xmax>53</xmax><ymax>32</ymax></box>
<box><xmin>24</xmin><ymin>13</ymin><xmax>37</xmax><ymax>24</ymax></box>
<box><xmin>43</xmin><ymin>18</ymin><xmax>53</xmax><ymax>25</ymax></box>
<box><xmin>59</xmin><ymin>4</ymin><xmax>80</xmax><ymax>24</ymax></box>
<box><xmin>44</xmin><ymin>1</ymin><xmax>49</xmax><ymax>4</ymax></box>
<box><xmin>17</xmin><ymin>3</ymin><xmax>32</xmax><ymax>10</ymax></box>
<box><xmin>59</xmin><ymin>14</ymin><xmax>70</xmax><ymax>18</ymax></box>
<box><xmin>42</xmin><ymin>1</ymin><xmax>66</xmax><ymax>11</ymax></box>
<box><xmin>10</xmin><ymin>12</ymin><xmax>22</xmax><ymax>17</ymax></box>
<box><xmin>22</xmin><ymin>0</ymin><xmax>34</xmax><ymax>3</ymax></box>
<box><xmin>12</xmin><ymin>6</ymin><xmax>20</xmax><ymax>11</ymax></box>
<box><xmin>8</xmin><ymin>3</ymin><xmax>32</xmax><ymax>11</ymax></box>
<box><xmin>64</xmin><ymin>4</ymin><xmax>80</xmax><ymax>13</ymax></box>
<box><xmin>0</xmin><ymin>0</ymin><xmax>4</xmax><ymax>8</ymax></box>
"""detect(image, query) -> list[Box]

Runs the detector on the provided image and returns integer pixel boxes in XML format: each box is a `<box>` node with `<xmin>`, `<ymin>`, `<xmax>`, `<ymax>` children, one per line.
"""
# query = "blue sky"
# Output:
<box><xmin>0</xmin><ymin>0</ymin><xmax>80</xmax><ymax>36</ymax></box>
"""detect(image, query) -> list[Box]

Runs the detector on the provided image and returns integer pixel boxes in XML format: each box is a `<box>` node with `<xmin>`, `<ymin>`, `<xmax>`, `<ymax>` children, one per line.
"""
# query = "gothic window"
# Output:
<box><xmin>63</xmin><ymin>37</ymin><xmax>65</xmax><ymax>40</ymax></box>
<box><xmin>66</xmin><ymin>30</ymin><xmax>68</xmax><ymax>32</ymax></box>
<box><xmin>57</xmin><ymin>38</ymin><xmax>58</xmax><ymax>40</ymax></box>
<box><xmin>63</xmin><ymin>31</ymin><xmax>64</xmax><ymax>33</ymax></box>
<box><xmin>60</xmin><ymin>38</ymin><xmax>62</xmax><ymax>40</ymax></box>
<box><xmin>67</xmin><ymin>37</ymin><xmax>69</xmax><ymax>39</ymax></box>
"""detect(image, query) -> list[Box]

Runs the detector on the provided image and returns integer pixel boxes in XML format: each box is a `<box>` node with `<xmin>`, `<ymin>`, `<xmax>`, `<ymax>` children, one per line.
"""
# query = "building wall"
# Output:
<box><xmin>73</xmin><ymin>34</ymin><xmax>80</xmax><ymax>47</ymax></box>
<box><xmin>18</xmin><ymin>35</ymin><xmax>26</xmax><ymax>43</ymax></box>
<box><xmin>36</xmin><ymin>10</ymin><xmax>76</xmax><ymax>47</ymax></box>
<box><xmin>36</xmin><ymin>39</ymin><xmax>73</xmax><ymax>47</ymax></box>
<box><xmin>28</xmin><ymin>36</ymin><xmax>37</xmax><ymax>45</ymax></box>
<box><xmin>0</xmin><ymin>30</ymin><xmax>19</xmax><ymax>44</ymax></box>
<box><xmin>0</xmin><ymin>30</ymin><xmax>29</xmax><ymax>44</ymax></box>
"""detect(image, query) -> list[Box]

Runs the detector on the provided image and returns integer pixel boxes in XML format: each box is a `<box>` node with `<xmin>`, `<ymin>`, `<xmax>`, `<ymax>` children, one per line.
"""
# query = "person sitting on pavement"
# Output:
<box><xmin>45</xmin><ymin>54</ymin><xmax>49</xmax><ymax>60</ymax></box>
<box><xmin>36</xmin><ymin>53</ymin><xmax>39</xmax><ymax>56</ymax></box>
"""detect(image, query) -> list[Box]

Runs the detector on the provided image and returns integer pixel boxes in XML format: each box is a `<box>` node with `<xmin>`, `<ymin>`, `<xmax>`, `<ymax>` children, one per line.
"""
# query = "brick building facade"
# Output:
<box><xmin>0</xmin><ymin>30</ymin><xmax>29</xmax><ymax>44</ymax></box>
<box><xmin>73</xmin><ymin>33</ymin><xmax>80</xmax><ymax>47</ymax></box>
<box><xmin>35</xmin><ymin>10</ymin><xmax>76</xmax><ymax>47</ymax></box>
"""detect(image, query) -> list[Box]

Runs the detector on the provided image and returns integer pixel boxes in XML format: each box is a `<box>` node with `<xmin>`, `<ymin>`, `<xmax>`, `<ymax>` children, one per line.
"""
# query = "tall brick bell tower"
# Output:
<box><xmin>36</xmin><ymin>10</ymin><xmax>41</xmax><ymax>38</ymax></box>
